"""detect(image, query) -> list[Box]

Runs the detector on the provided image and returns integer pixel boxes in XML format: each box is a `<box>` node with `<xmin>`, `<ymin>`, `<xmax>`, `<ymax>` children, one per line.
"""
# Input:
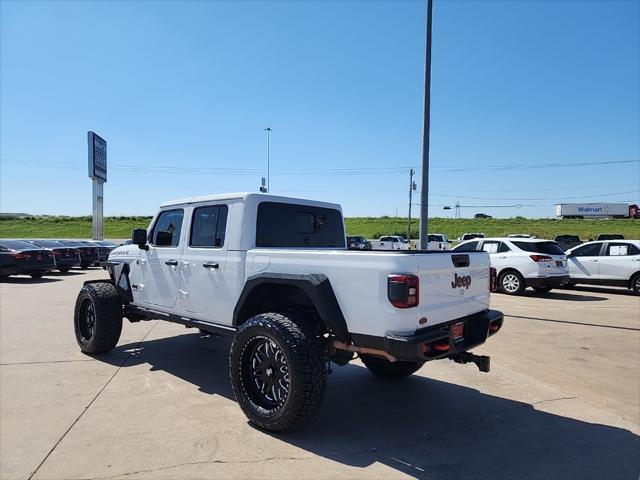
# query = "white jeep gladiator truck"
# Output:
<box><xmin>73</xmin><ymin>193</ymin><xmax>503</xmax><ymax>432</ymax></box>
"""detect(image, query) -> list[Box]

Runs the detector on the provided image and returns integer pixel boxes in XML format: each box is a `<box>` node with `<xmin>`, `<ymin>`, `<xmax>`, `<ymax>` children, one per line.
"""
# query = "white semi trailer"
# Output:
<box><xmin>556</xmin><ymin>203</ymin><xmax>638</xmax><ymax>219</ymax></box>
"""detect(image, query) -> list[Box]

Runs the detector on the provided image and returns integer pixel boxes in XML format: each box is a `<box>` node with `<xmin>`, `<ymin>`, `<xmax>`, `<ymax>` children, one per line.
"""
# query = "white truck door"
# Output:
<box><xmin>179</xmin><ymin>204</ymin><xmax>229</xmax><ymax>318</ymax></box>
<box><xmin>139</xmin><ymin>208</ymin><xmax>185</xmax><ymax>308</ymax></box>
<box><xmin>598</xmin><ymin>242</ymin><xmax>640</xmax><ymax>281</ymax></box>
<box><xmin>568</xmin><ymin>242</ymin><xmax>603</xmax><ymax>279</ymax></box>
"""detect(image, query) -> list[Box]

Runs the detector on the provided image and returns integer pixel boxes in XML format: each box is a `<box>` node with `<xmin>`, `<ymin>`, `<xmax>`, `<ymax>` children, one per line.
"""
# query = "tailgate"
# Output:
<box><xmin>416</xmin><ymin>252</ymin><xmax>490</xmax><ymax>326</ymax></box>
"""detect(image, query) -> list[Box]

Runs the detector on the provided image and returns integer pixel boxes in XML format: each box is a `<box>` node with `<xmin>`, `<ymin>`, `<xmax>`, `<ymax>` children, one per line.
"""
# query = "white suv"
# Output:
<box><xmin>565</xmin><ymin>240</ymin><xmax>640</xmax><ymax>294</ymax></box>
<box><xmin>453</xmin><ymin>237</ymin><xmax>569</xmax><ymax>295</ymax></box>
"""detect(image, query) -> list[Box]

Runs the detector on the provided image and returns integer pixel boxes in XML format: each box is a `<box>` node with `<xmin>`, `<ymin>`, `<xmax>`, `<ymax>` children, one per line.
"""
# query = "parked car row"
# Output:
<box><xmin>0</xmin><ymin>239</ymin><xmax>117</xmax><ymax>279</ymax></box>
<box><xmin>452</xmin><ymin>237</ymin><xmax>640</xmax><ymax>295</ymax></box>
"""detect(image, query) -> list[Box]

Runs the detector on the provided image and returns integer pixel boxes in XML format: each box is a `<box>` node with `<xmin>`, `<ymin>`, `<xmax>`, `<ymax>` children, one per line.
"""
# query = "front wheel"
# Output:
<box><xmin>30</xmin><ymin>273</ymin><xmax>43</xmax><ymax>279</ymax></box>
<box><xmin>74</xmin><ymin>282</ymin><xmax>123</xmax><ymax>354</ymax></box>
<box><xmin>59</xmin><ymin>267</ymin><xmax>71</xmax><ymax>273</ymax></box>
<box><xmin>360</xmin><ymin>354</ymin><xmax>424</xmax><ymax>378</ymax></box>
<box><xmin>229</xmin><ymin>313</ymin><xmax>327</xmax><ymax>432</ymax></box>
<box><xmin>631</xmin><ymin>273</ymin><xmax>640</xmax><ymax>295</ymax></box>
<box><xmin>499</xmin><ymin>271</ymin><xmax>525</xmax><ymax>295</ymax></box>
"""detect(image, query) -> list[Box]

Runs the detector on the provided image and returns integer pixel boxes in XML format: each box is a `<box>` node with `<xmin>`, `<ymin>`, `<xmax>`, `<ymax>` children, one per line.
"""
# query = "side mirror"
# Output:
<box><xmin>132</xmin><ymin>229</ymin><xmax>148</xmax><ymax>250</ymax></box>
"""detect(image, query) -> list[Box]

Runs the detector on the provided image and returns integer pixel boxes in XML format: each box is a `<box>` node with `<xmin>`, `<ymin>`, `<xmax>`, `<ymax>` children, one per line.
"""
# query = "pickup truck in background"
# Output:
<box><xmin>73</xmin><ymin>193</ymin><xmax>503</xmax><ymax>432</ymax></box>
<box><xmin>423</xmin><ymin>233</ymin><xmax>451</xmax><ymax>251</ymax></box>
<box><xmin>370</xmin><ymin>235</ymin><xmax>411</xmax><ymax>250</ymax></box>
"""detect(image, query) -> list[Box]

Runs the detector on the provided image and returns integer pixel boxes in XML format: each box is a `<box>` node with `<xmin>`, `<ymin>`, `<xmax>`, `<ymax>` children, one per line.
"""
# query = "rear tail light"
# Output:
<box><xmin>53</xmin><ymin>250</ymin><xmax>62</xmax><ymax>256</ymax></box>
<box><xmin>13</xmin><ymin>253</ymin><xmax>30</xmax><ymax>260</ymax></box>
<box><xmin>387</xmin><ymin>274</ymin><xmax>419</xmax><ymax>308</ymax></box>
<box><xmin>530</xmin><ymin>255</ymin><xmax>552</xmax><ymax>263</ymax></box>
<box><xmin>490</xmin><ymin>267</ymin><xmax>497</xmax><ymax>292</ymax></box>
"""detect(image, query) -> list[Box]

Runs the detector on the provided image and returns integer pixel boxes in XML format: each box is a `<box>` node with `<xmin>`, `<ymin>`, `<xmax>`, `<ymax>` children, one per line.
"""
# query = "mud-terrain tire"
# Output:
<box><xmin>229</xmin><ymin>312</ymin><xmax>327</xmax><ymax>432</ymax></box>
<box><xmin>74</xmin><ymin>282</ymin><xmax>122</xmax><ymax>354</ymax></box>
<box><xmin>360</xmin><ymin>354</ymin><xmax>424</xmax><ymax>378</ymax></box>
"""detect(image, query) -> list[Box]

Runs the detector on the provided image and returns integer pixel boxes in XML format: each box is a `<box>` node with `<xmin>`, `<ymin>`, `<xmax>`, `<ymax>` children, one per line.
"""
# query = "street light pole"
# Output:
<box><xmin>264</xmin><ymin>127</ymin><xmax>272</xmax><ymax>193</ymax></box>
<box><xmin>419</xmin><ymin>0</ymin><xmax>434</xmax><ymax>249</ymax></box>
<box><xmin>408</xmin><ymin>168</ymin><xmax>415</xmax><ymax>240</ymax></box>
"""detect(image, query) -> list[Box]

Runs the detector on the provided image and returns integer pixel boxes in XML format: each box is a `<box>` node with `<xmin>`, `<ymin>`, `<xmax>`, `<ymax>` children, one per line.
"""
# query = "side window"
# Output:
<box><xmin>454</xmin><ymin>241</ymin><xmax>479</xmax><ymax>252</ymax></box>
<box><xmin>606</xmin><ymin>243</ymin><xmax>639</xmax><ymax>256</ymax></box>
<box><xmin>481</xmin><ymin>241</ymin><xmax>500</xmax><ymax>253</ymax></box>
<box><xmin>150</xmin><ymin>209</ymin><xmax>184</xmax><ymax>247</ymax></box>
<box><xmin>190</xmin><ymin>205</ymin><xmax>229</xmax><ymax>248</ymax></box>
<box><xmin>380</xmin><ymin>237</ymin><xmax>391</xmax><ymax>242</ymax></box>
<box><xmin>498</xmin><ymin>242</ymin><xmax>510</xmax><ymax>253</ymax></box>
<box><xmin>572</xmin><ymin>243</ymin><xmax>602</xmax><ymax>257</ymax></box>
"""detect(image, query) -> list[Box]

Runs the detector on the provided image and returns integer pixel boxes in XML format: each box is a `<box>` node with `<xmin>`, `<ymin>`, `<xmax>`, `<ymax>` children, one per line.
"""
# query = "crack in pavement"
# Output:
<box><xmin>28</xmin><ymin>321</ymin><xmax>160</xmax><ymax>480</ymax></box>
<box><xmin>79</xmin><ymin>456</ymin><xmax>313</xmax><ymax>480</ymax></box>
<box><xmin>1</xmin><ymin>359</ymin><xmax>97</xmax><ymax>366</ymax></box>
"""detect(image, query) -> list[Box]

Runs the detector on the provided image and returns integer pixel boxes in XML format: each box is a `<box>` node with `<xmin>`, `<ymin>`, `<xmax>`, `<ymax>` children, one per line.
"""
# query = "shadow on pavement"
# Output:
<box><xmin>520</xmin><ymin>290</ymin><xmax>608</xmax><ymax>302</ymax></box>
<box><xmin>0</xmin><ymin>276</ymin><xmax>62</xmax><ymax>284</ymax></box>
<box><xmin>97</xmin><ymin>332</ymin><xmax>640</xmax><ymax>479</ymax></box>
<box><xmin>558</xmin><ymin>285</ymin><xmax>636</xmax><ymax>297</ymax></box>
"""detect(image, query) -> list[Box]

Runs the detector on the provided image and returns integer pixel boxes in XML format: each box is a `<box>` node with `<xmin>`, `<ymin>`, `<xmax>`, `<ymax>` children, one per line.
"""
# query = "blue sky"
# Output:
<box><xmin>1</xmin><ymin>0</ymin><xmax>638</xmax><ymax>218</ymax></box>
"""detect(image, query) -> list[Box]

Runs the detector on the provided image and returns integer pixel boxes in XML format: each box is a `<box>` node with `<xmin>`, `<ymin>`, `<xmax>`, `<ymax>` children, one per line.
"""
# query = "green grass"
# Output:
<box><xmin>0</xmin><ymin>215</ymin><xmax>638</xmax><ymax>241</ymax></box>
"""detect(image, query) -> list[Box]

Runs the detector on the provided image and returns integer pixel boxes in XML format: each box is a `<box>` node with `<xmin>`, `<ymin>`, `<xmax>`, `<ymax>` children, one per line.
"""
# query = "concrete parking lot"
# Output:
<box><xmin>1</xmin><ymin>270</ymin><xmax>638</xmax><ymax>480</ymax></box>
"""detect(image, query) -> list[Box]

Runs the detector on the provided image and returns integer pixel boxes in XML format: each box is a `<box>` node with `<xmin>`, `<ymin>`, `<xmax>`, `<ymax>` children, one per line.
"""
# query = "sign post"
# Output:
<box><xmin>87</xmin><ymin>132</ymin><xmax>107</xmax><ymax>240</ymax></box>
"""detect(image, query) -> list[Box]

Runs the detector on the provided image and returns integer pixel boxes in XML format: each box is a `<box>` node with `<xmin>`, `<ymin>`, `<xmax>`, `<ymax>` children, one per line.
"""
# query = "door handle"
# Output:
<box><xmin>165</xmin><ymin>260</ymin><xmax>178</xmax><ymax>266</ymax></box>
<box><xmin>203</xmin><ymin>262</ymin><xmax>219</xmax><ymax>269</ymax></box>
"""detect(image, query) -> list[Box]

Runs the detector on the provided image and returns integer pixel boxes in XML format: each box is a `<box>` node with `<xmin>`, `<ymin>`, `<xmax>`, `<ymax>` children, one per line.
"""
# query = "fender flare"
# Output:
<box><xmin>233</xmin><ymin>273</ymin><xmax>351</xmax><ymax>343</ymax></box>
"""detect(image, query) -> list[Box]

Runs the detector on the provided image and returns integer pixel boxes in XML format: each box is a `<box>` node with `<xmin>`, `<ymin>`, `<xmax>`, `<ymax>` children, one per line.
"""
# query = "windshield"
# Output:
<box><xmin>512</xmin><ymin>241</ymin><xmax>565</xmax><ymax>255</ymax></box>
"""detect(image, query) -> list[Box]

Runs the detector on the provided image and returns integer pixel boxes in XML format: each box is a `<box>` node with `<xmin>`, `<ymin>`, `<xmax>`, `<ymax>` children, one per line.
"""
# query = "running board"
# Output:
<box><xmin>450</xmin><ymin>352</ymin><xmax>490</xmax><ymax>373</ymax></box>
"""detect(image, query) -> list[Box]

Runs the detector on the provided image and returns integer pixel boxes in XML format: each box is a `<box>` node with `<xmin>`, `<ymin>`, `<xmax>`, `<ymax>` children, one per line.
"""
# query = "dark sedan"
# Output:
<box><xmin>347</xmin><ymin>236</ymin><xmax>372</xmax><ymax>250</ymax></box>
<box><xmin>24</xmin><ymin>240</ymin><xmax>81</xmax><ymax>273</ymax></box>
<box><xmin>86</xmin><ymin>240</ymin><xmax>117</xmax><ymax>262</ymax></box>
<box><xmin>0</xmin><ymin>240</ymin><xmax>57</xmax><ymax>279</ymax></box>
<box><xmin>56</xmin><ymin>240</ymin><xmax>100</xmax><ymax>268</ymax></box>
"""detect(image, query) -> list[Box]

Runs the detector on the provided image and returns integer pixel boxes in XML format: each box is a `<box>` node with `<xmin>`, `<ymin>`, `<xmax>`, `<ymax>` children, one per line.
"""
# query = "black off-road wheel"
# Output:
<box><xmin>229</xmin><ymin>313</ymin><xmax>328</xmax><ymax>432</ymax></box>
<box><xmin>74</xmin><ymin>282</ymin><xmax>122</xmax><ymax>354</ymax></box>
<box><xmin>360</xmin><ymin>354</ymin><xmax>424</xmax><ymax>378</ymax></box>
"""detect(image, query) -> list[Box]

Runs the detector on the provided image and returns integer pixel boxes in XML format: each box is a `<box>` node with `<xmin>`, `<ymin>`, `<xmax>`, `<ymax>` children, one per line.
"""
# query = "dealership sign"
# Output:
<box><xmin>87</xmin><ymin>131</ymin><xmax>107</xmax><ymax>182</ymax></box>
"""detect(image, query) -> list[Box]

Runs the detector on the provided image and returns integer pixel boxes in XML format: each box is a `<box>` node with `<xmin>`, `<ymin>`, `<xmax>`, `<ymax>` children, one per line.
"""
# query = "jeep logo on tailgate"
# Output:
<box><xmin>451</xmin><ymin>273</ymin><xmax>472</xmax><ymax>289</ymax></box>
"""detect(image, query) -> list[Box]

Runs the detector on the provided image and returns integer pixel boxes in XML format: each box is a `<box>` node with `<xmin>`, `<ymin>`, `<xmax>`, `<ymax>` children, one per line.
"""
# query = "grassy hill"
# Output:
<box><xmin>1</xmin><ymin>215</ymin><xmax>638</xmax><ymax>241</ymax></box>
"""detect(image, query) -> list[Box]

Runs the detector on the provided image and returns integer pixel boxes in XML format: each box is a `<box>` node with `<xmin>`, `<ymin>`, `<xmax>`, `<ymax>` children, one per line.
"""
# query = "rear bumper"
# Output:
<box><xmin>525</xmin><ymin>275</ymin><xmax>569</xmax><ymax>288</ymax></box>
<box><xmin>352</xmin><ymin>309</ymin><xmax>504</xmax><ymax>363</ymax></box>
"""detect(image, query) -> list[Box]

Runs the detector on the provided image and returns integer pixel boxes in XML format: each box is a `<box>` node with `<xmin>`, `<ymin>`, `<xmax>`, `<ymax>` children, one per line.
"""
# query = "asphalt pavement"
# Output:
<box><xmin>1</xmin><ymin>269</ymin><xmax>638</xmax><ymax>479</ymax></box>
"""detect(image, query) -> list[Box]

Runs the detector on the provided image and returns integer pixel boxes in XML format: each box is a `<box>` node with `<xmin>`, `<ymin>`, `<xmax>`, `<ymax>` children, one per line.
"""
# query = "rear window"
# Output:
<box><xmin>0</xmin><ymin>240</ymin><xmax>39</xmax><ymax>250</ymax></box>
<box><xmin>512</xmin><ymin>241</ymin><xmax>564</xmax><ymax>255</ymax></box>
<box><xmin>256</xmin><ymin>202</ymin><xmax>345</xmax><ymax>248</ymax></box>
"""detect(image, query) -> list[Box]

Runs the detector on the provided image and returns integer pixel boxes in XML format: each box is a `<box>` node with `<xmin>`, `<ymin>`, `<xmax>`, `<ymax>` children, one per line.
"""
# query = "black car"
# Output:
<box><xmin>554</xmin><ymin>235</ymin><xmax>582</xmax><ymax>252</ymax></box>
<box><xmin>0</xmin><ymin>240</ymin><xmax>56</xmax><ymax>279</ymax></box>
<box><xmin>596</xmin><ymin>234</ymin><xmax>625</xmax><ymax>241</ymax></box>
<box><xmin>346</xmin><ymin>236</ymin><xmax>372</xmax><ymax>250</ymax></box>
<box><xmin>56</xmin><ymin>240</ymin><xmax>100</xmax><ymax>268</ymax></box>
<box><xmin>24</xmin><ymin>240</ymin><xmax>81</xmax><ymax>273</ymax></box>
<box><xmin>85</xmin><ymin>240</ymin><xmax>117</xmax><ymax>262</ymax></box>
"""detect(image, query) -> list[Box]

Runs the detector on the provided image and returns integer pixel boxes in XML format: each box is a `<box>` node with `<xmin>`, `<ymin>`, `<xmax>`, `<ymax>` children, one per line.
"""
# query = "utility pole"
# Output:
<box><xmin>407</xmin><ymin>168</ymin><xmax>416</xmax><ymax>240</ymax></box>
<box><xmin>418</xmin><ymin>0</ymin><xmax>434</xmax><ymax>249</ymax></box>
<box><xmin>264</xmin><ymin>127</ymin><xmax>272</xmax><ymax>193</ymax></box>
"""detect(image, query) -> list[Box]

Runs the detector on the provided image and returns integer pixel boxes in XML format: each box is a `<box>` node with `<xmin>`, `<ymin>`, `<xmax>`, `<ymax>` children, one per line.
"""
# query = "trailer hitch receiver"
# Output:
<box><xmin>451</xmin><ymin>352</ymin><xmax>490</xmax><ymax>373</ymax></box>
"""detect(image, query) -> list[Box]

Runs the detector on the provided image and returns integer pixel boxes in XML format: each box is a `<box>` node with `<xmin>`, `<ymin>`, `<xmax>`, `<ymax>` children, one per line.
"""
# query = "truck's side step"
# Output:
<box><xmin>126</xmin><ymin>305</ymin><xmax>237</xmax><ymax>337</ymax></box>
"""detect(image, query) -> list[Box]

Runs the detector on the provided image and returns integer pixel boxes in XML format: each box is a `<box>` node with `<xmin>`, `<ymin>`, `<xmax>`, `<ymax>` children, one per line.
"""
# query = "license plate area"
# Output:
<box><xmin>452</xmin><ymin>321</ymin><xmax>465</xmax><ymax>342</ymax></box>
